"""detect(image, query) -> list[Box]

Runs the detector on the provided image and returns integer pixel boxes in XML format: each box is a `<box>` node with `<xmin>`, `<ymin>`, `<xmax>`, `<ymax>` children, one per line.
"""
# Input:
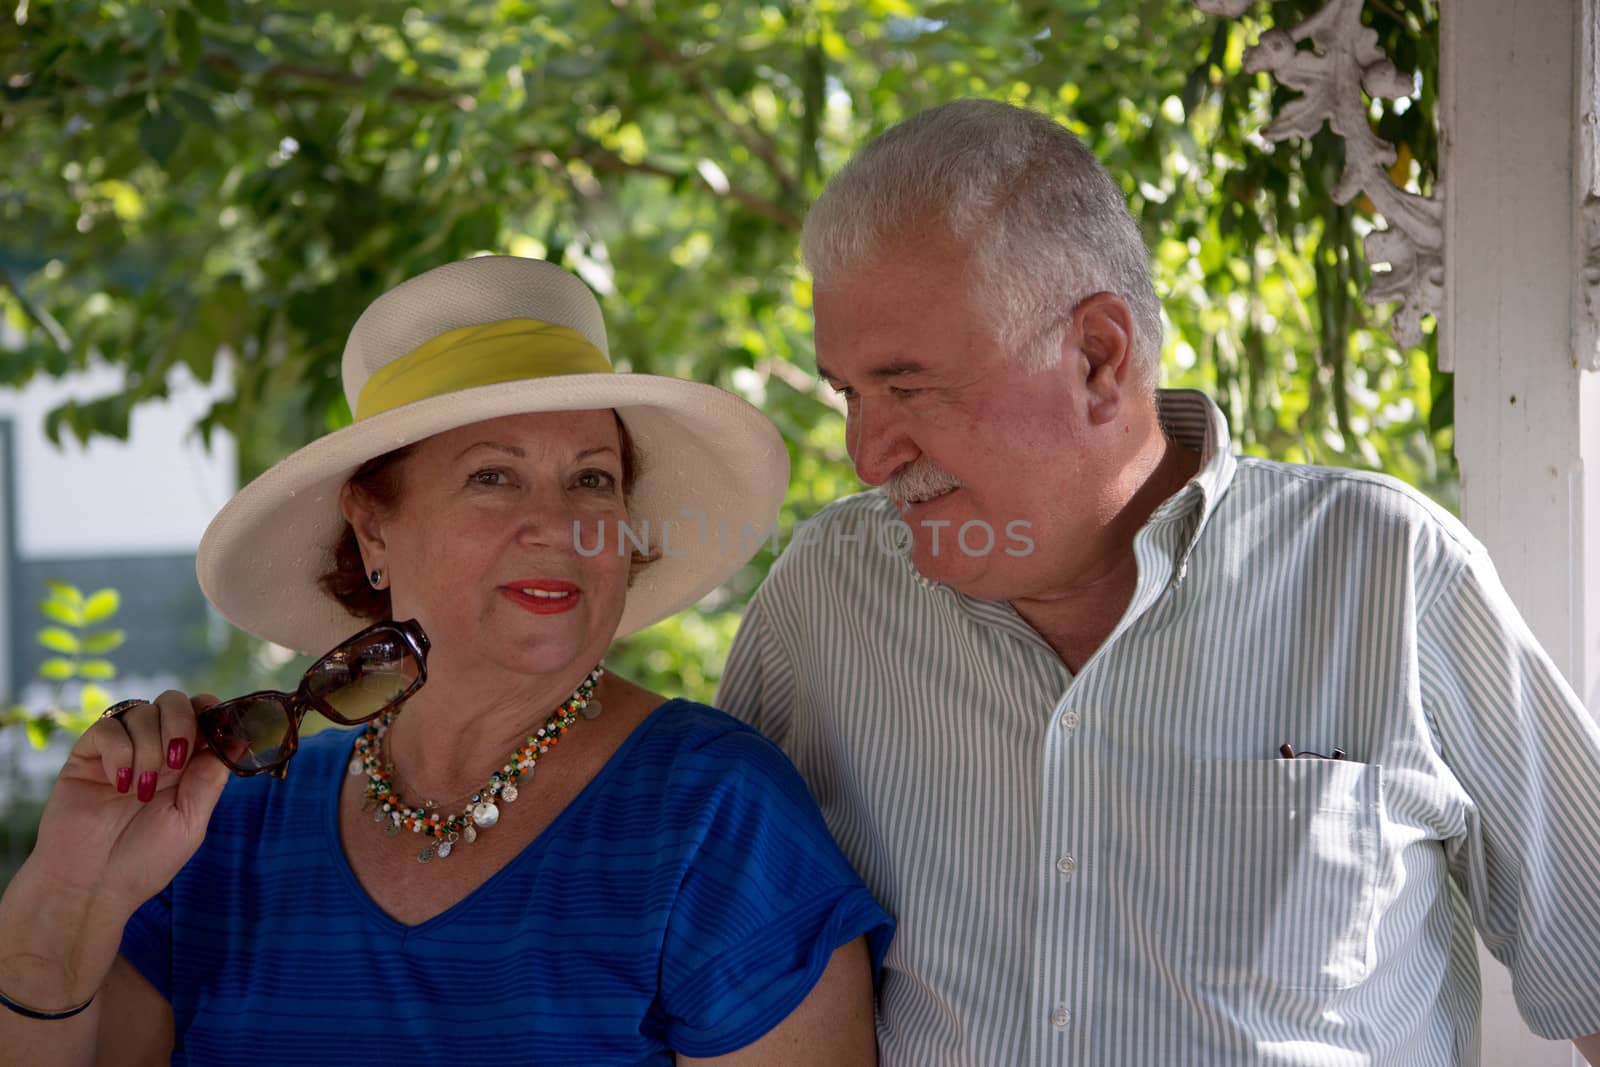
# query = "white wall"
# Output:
<box><xmin>0</xmin><ymin>360</ymin><xmax>234</xmax><ymax>560</ymax></box>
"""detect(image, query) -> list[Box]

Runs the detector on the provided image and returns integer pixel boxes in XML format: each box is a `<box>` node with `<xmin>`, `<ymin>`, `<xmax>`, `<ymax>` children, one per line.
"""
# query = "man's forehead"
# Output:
<box><xmin>812</xmin><ymin>286</ymin><xmax>968</xmax><ymax>381</ymax></box>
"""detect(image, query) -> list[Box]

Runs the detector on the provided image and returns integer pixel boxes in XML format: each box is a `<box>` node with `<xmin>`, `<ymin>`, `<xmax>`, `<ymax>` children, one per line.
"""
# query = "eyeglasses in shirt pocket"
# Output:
<box><xmin>1183</xmin><ymin>757</ymin><xmax>1381</xmax><ymax>993</ymax></box>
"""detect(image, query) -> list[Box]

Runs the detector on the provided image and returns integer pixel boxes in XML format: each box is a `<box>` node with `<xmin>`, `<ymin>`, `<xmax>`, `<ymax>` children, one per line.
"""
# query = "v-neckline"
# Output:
<box><xmin>319</xmin><ymin>699</ymin><xmax>682</xmax><ymax>936</ymax></box>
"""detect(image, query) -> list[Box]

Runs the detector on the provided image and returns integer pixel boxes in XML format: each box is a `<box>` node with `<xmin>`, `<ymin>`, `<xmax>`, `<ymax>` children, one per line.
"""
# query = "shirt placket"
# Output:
<box><xmin>1032</xmin><ymin>676</ymin><xmax>1098</xmax><ymax>1062</ymax></box>
<box><xmin>1023</xmin><ymin>510</ymin><xmax>1197</xmax><ymax>1064</ymax></box>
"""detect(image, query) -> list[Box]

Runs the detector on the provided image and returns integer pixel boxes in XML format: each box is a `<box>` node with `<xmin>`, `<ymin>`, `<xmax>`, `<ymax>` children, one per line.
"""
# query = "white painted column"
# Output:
<box><xmin>1446</xmin><ymin>0</ymin><xmax>1600</xmax><ymax>708</ymax></box>
<box><xmin>1444</xmin><ymin>0</ymin><xmax>1600</xmax><ymax>1062</ymax></box>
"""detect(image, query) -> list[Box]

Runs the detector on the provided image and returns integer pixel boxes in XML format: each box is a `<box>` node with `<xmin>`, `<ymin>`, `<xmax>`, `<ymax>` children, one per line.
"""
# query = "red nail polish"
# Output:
<box><xmin>137</xmin><ymin>771</ymin><xmax>157</xmax><ymax>803</ymax></box>
<box><xmin>115</xmin><ymin>767</ymin><xmax>132</xmax><ymax>794</ymax></box>
<box><xmin>167</xmin><ymin>738</ymin><xmax>189</xmax><ymax>770</ymax></box>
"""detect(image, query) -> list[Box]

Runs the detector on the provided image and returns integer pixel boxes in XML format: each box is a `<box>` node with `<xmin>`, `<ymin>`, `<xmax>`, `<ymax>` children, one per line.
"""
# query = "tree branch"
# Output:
<box><xmin>756</xmin><ymin>355</ymin><xmax>837</xmax><ymax>407</ymax></box>
<box><xmin>0</xmin><ymin>270</ymin><xmax>72</xmax><ymax>354</ymax></box>
<box><xmin>520</xmin><ymin>143</ymin><xmax>803</xmax><ymax>230</ymax></box>
<box><xmin>1365</xmin><ymin>0</ymin><xmax>1405</xmax><ymax>26</ymax></box>
<box><xmin>631</xmin><ymin>24</ymin><xmax>802</xmax><ymax>204</ymax></box>
<box><xmin>14</xmin><ymin>51</ymin><xmax>474</xmax><ymax>114</ymax></box>
<box><xmin>201</xmin><ymin>54</ymin><xmax>474</xmax><ymax>108</ymax></box>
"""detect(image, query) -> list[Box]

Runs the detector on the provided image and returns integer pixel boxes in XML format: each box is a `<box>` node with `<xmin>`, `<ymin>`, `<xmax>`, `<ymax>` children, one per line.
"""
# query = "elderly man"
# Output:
<box><xmin>717</xmin><ymin>99</ymin><xmax>1600</xmax><ymax>1065</ymax></box>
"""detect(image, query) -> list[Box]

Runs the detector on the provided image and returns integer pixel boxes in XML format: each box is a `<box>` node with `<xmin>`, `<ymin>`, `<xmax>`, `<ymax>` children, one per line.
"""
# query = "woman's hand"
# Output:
<box><xmin>27</xmin><ymin>691</ymin><xmax>233</xmax><ymax>912</ymax></box>
<box><xmin>0</xmin><ymin>692</ymin><xmax>228</xmax><ymax>1062</ymax></box>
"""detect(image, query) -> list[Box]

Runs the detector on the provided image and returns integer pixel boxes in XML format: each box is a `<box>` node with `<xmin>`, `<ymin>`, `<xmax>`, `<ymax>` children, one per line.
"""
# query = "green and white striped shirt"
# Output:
<box><xmin>718</xmin><ymin>389</ymin><xmax>1600</xmax><ymax>1066</ymax></box>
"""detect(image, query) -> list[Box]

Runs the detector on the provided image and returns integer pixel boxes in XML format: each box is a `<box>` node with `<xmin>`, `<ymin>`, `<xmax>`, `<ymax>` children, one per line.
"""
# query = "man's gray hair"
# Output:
<box><xmin>802</xmin><ymin>99</ymin><xmax>1162</xmax><ymax>382</ymax></box>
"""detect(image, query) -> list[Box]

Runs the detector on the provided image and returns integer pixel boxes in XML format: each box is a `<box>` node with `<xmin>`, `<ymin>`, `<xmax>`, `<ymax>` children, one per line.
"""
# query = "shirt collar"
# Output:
<box><xmin>895</xmin><ymin>387</ymin><xmax>1237</xmax><ymax>615</ymax></box>
<box><xmin>1145</xmin><ymin>388</ymin><xmax>1237</xmax><ymax>574</ymax></box>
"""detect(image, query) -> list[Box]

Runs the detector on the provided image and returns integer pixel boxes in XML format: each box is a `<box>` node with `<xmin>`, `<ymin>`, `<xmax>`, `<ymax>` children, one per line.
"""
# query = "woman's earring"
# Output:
<box><xmin>369</xmin><ymin>568</ymin><xmax>383</xmax><ymax>590</ymax></box>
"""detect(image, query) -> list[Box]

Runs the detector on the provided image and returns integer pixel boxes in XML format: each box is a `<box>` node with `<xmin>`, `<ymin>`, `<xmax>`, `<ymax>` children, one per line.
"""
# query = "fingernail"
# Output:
<box><xmin>167</xmin><ymin>738</ymin><xmax>189</xmax><ymax>770</ymax></box>
<box><xmin>137</xmin><ymin>771</ymin><xmax>157</xmax><ymax>803</ymax></box>
<box><xmin>115</xmin><ymin>767</ymin><xmax>132</xmax><ymax>794</ymax></box>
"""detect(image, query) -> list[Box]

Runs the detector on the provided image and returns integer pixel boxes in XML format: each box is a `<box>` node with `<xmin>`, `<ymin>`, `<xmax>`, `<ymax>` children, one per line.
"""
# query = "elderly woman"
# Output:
<box><xmin>0</xmin><ymin>257</ymin><xmax>891</xmax><ymax>1065</ymax></box>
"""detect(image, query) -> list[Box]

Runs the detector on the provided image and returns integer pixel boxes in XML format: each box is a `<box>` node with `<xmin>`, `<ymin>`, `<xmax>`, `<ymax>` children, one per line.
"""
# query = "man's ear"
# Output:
<box><xmin>340</xmin><ymin>481</ymin><xmax>386</xmax><ymax>570</ymax></box>
<box><xmin>1070</xmin><ymin>292</ymin><xmax>1135</xmax><ymax>425</ymax></box>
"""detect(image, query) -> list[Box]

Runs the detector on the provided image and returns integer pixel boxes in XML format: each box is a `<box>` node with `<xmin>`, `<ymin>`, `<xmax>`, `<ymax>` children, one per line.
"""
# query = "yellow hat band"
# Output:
<box><xmin>355</xmin><ymin>318</ymin><xmax>614</xmax><ymax>421</ymax></box>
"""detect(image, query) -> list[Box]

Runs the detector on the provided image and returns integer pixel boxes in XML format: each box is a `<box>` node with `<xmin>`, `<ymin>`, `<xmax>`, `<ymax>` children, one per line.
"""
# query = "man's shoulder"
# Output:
<box><xmin>745</xmin><ymin>489</ymin><xmax>929</xmax><ymax>629</ymax></box>
<box><xmin>1230</xmin><ymin>456</ymin><xmax>1479</xmax><ymax>561</ymax></box>
<box><xmin>765</xmin><ymin>489</ymin><xmax>916</xmax><ymax>579</ymax></box>
<box><xmin>801</xmin><ymin>489</ymin><xmax>904</xmax><ymax>531</ymax></box>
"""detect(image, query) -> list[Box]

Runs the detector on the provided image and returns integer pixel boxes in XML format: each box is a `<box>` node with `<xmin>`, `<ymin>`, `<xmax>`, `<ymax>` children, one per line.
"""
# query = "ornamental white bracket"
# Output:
<box><xmin>1193</xmin><ymin>0</ymin><xmax>1443</xmax><ymax>349</ymax></box>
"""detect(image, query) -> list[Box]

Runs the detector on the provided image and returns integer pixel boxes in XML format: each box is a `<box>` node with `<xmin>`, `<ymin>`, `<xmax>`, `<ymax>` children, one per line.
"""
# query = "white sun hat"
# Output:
<box><xmin>196</xmin><ymin>255</ymin><xmax>790</xmax><ymax>654</ymax></box>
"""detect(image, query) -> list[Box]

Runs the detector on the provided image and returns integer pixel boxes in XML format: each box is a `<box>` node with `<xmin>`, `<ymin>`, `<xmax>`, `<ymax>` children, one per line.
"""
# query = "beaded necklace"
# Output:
<box><xmin>348</xmin><ymin>665</ymin><xmax>604</xmax><ymax>863</ymax></box>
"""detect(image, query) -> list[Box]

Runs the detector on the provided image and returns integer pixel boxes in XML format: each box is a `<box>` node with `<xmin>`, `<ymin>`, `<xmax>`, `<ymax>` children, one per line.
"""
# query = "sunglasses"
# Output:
<box><xmin>197</xmin><ymin>618</ymin><xmax>430</xmax><ymax>778</ymax></box>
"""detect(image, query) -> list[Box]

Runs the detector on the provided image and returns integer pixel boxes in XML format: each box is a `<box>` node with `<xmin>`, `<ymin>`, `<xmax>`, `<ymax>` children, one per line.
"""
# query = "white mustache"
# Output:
<box><xmin>882</xmin><ymin>462</ymin><xmax>962</xmax><ymax>504</ymax></box>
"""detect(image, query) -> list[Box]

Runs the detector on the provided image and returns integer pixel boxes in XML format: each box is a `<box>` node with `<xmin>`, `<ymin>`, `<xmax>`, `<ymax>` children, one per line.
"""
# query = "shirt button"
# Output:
<box><xmin>1055</xmin><ymin>854</ymin><xmax>1077</xmax><ymax>878</ymax></box>
<box><xmin>1060</xmin><ymin>709</ymin><xmax>1080</xmax><ymax>732</ymax></box>
<box><xmin>1051</xmin><ymin>1004</ymin><xmax>1072</xmax><ymax>1029</ymax></box>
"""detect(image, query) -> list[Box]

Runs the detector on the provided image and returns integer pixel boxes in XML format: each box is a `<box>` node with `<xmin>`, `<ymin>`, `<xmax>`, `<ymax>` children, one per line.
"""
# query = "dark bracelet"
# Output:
<box><xmin>0</xmin><ymin>983</ymin><xmax>95</xmax><ymax>1020</ymax></box>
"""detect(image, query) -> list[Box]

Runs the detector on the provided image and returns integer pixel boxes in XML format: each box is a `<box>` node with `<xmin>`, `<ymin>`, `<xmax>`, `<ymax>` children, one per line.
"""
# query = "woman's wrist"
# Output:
<box><xmin>0</xmin><ymin>984</ymin><xmax>95</xmax><ymax>1020</ymax></box>
<box><xmin>0</xmin><ymin>860</ymin><xmax>130</xmax><ymax>1011</ymax></box>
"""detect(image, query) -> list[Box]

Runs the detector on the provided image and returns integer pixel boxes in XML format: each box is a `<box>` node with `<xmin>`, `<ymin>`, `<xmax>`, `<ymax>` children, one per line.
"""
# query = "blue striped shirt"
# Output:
<box><xmin>120</xmin><ymin>700</ymin><xmax>892</xmax><ymax>1065</ymax></box>
<box><xmin>717</xmin><ymin>388</ymin><xmax>1600</xmax><ymax>1066</ymax></box>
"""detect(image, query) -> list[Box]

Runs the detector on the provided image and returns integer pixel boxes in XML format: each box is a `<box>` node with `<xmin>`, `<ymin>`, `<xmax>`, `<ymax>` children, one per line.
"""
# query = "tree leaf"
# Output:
<box><xmin>169</xmin><ymin>87</ymin><xmax>219</xmax><ymax>129</ymax></box>
<box><xmin>26</xmin><ymin>718</ymin><xmax>55</xmax><ymax>749</ymax></box>
<box><xmin>191</xmin><ymin>0</ymin><xmax>231</xmax><ymax>21</ymax></box>
<box><xmin>38</xmin><ymin>599</ymin><xmax>84</xmax><ymax>627</ymax></box>
<box><xmin>77</xmin><ymin>659</ymin><xmax>118</xmax><ymax>681</ymax></box>
<box><xmin>44</xmin><ymin>580</ymin><xmax>85</xmax><ymax>606</ymax></box>
<box><xmin>138</xmin><ymin>109</ymin><xmax>184</xmax><ymax>165</ymax></box>
<box><xmin>83</xmin><ymin>589</ymin><xmax>121</xmax><ymax>624</ymax></box>
<box><xmin>82</xmin><ymin>629</ymin><xmax>127</xmax><ymax>654</ymax></box>
<box><xmin>1429</xmin><ymin>368</ymin><xmax>1454</xmax><ymax>435</ymax></box>
<box><xmin>36</xmin><ymin>627</ymin><xmax>81</xmax><ymax>655</ymax></box>
<box><xmin>39</xmin><ymin>657</ymin><xmax>76</xmax><ymax>681</ymax></box>
<box><xmin>79</xmin><ymin>684</ymin><xmax>114</xmax><ymax>716</ymax></box>
<box><xmin>174</xmin><ymin>8</ymin><xmax>202</xmax><ymax>70</ymax></box>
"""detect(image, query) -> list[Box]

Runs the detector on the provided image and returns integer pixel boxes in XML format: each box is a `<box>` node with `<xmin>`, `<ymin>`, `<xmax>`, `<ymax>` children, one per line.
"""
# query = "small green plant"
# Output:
<box><xmin>0</xmin><ymin>581</ymin><xmax>124</xmax><ymax>748</ymax></box>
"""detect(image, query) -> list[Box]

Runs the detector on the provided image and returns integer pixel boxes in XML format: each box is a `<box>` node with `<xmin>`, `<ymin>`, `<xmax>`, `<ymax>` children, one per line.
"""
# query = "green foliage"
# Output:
<box><xmin>611</xmin><ymin>609</ymin><xmax>746</xmax><ymax>706</ymax></box>
<box><xmin>1150</xmin><ymin>2</ymin><xmax>1449</xmax><ymax>505</ymax></box>
<box><xmin>2</xmin><ymin>0</ymin><xmax>1449</xmax><ymax>701</ymax></box>
<box><xmin>0</xmin><ymin>582</ymin><xmax>125</xmax><ymax>748</ymax></box>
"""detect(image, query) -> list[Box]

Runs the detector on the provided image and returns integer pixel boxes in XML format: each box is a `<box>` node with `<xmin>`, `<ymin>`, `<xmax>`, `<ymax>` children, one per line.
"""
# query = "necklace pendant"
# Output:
<box><xmin>372</xmin><ymin>807</ymin><xmax>386</xmax><ymax>823</ymax></box>
<box><xmin>361</xmin><ymin>796</ymin><xmax>377</xmax><ymax>813</ymax></box>
<box><xmin>463</xmin><ymin>823</ymin><xmax>478</xmax><ymax>844</ymax></box>
<box><xmin>579</xmin><ymin>698</ymin><xmax>603</xmax><ymax>721</ymax></box>
<box><xmin>471</xmin><ymin>800</ymin><xmax>500</xmax><ymax>828</ymax></box>
<box><xmin>417</xmin><ymin>841</ymin><xmax>437</xmax><ymax>863</ymax></box>
<box><xmin>385</xmin><ymin>814</ymin><xmax>401</xmax><ymax>837</ymax></box>
<box><xmin>347</xmin><ymin>756</ymin><xmax>363</xmax><ymax>776</ymax></box>
<box><xmin>501</xmin><ymin>783</ymin><xmax>519</xmax><ymax>803</ymax></box>
<box><xmin>436</xmin><ymin>840</ymin><xmax>453</xmax><ymax>859</ymax></box>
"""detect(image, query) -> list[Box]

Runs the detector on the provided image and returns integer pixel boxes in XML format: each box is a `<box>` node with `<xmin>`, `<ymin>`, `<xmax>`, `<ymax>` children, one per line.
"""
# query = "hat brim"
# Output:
<box><xmin>196</xmin><ymin>375</ymin><xmax>789</xmax><ymax>654</ymax></box>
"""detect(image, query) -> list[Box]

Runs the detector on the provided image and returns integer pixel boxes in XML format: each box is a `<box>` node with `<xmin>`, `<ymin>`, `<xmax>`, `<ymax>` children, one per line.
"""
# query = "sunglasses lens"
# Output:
<box><xmin>305</xmin><ymin>627</ymin><xmax>421</xmax><ymax>723</ymax></box>
<box><xmin>202</xmin><ymin>696</ymin><xmax>294</xmax><ymax>772</ymax></box>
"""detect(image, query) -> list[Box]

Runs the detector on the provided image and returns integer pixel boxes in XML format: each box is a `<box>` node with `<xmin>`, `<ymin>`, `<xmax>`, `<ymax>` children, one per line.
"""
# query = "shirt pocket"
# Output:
<box><xmin>1183</xmin><ymin>758</ymin><xmax>1381</xmax><ymax>992</ymax></box>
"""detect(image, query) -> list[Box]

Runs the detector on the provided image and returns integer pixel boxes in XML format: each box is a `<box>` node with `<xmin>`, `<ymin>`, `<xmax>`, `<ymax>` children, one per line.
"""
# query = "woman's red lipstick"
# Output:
<box><xmin>500</xmin><ymin>579</ymin><xmax>581</xmax><ymax>615</ymax></box>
